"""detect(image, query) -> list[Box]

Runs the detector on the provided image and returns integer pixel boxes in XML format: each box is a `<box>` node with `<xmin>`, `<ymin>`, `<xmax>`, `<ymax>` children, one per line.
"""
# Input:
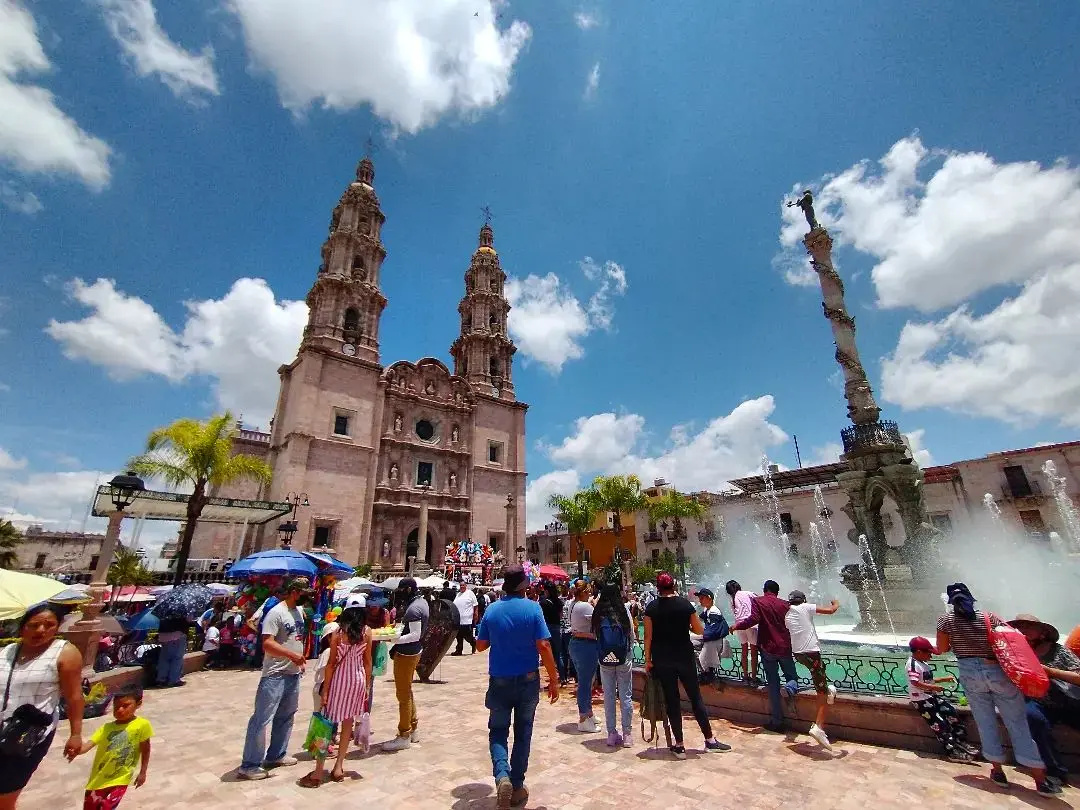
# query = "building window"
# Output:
<box><xmin>1003</xmin><ymin>465</ymin><xmax>1033</xmax><ymax>498</ymax></box>
<box><xmin>343</xmin><ymin>307</ymin><xmax>360</xmax><ymax>333</ymax></box>
<box><xmin>89</xmin><ymin>555</ymin><xmax>100</xmax><ymax>570</ymax></box>
<box><xmin>488</xmin><ymin>441</ymin><xmax>503</xmax><ymax>464</ymax></box>
<box><xmin>333</xmin><ymin>413</ymin><xmax>350</xmax><ymax>436</ymax></box>
<box><xmin>416</xmin><ymin>461</ymin><xmax>433</xmax><ymax>487</ymax></box>
<box><xmin>489</xmin><ymin>357</ymin><xmax>500</xmax><ymax>378</ymax></box>
<box><xmin>489</xmin><ymin>533</ymin><xmax>500</xmax><ymax>552</ymax></box>
<box><xmin>930</xmin><ymin>512</ymin><xmax>953</xmax><ymax>533</ymax></box>
<box><xmin>34</xmin><ymin>553</ymin><xmax>47</xmax><ymax>569</ymax></box>
<box><xmin>351</xmin><ymin>255</ymin><xmax>365</xmax><ymax>273</ymax></box>
<box><xmin>313</xmin><ymin>525</ymin><xmax>331</xmax><ymax>548</ymax></box>
<box><xmin>779</xmin><ymin>512</ymin><xmax>794</xmax><ymax>535</ymax></box>
<box><xmin>415</xmin><ymin>419</ymin><xmax>435</xmax><ymax>441</ymax></box>
<box><xmin>1018</xmin><ymin>509</ymin><xmax>1048</xmax><ymax>538</ymax></box>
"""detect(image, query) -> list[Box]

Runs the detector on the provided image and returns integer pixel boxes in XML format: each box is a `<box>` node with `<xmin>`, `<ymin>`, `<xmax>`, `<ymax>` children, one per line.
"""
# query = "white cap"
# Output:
<box><xmin>320</xmin><ymin>621</ymin><xmax>339</xmax><ymax>639</ymax></box>
<box><xmin>345</xmin><ymin>593</ymin><xmax>367</xmax><ymax>609</ymax></box>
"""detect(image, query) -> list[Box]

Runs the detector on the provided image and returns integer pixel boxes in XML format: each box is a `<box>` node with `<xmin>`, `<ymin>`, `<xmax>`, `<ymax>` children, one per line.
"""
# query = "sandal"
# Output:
<box><xmin>330</xmin><ymin>770</ymin><xmax>345</xmax><ymax>783</ymax></box>
<box><xmin>298</xmin><ymin>772</ymin><xmax>322</xmax><ymax>789</ymax></box>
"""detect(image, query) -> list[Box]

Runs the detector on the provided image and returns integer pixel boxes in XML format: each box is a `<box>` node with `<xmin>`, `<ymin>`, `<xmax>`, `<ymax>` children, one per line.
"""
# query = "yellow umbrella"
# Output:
<box><xmin>0</xmin><ymin>569</ymin><xmax>69</xmax><ymax>621</ymax></box>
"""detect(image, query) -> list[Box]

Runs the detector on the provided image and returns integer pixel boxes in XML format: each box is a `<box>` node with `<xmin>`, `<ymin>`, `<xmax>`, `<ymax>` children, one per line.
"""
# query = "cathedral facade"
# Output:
<box><xmin>190</xmin><ymin>157</ymin><xmax>527</xmax><ymax>569</ymax></box>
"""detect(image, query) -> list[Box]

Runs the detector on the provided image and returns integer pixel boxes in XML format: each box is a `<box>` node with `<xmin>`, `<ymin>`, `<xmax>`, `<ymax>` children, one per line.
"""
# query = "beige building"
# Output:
<box><xmin>13</xmin><ymin>526</ymin><xmax>106</xmax><ymax>574</ymax></box>
<box><xmin>631</xmin><ymin>440</ymin><xmax>1080</xmax><ymax>567</ymax></box>
<box><xmin>190</xmin><ymin>157</ymin><xmax>527</xmax><ymax>569</ymax></box>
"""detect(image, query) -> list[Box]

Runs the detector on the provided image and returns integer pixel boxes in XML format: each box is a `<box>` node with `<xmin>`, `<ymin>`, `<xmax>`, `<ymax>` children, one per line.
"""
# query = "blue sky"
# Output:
<box><xmin>2</xmin><ymin>0</ymin><xmax>1079</xmax><ymax>544</ymax></box>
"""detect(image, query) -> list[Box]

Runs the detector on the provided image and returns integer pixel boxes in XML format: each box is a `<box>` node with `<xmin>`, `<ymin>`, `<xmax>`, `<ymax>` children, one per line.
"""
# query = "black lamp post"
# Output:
<box><xmin>279</xmin><ymin>491</ymin><xmax>309</xmax><ymax>549</ymax></box>
<box><xmin>108</xmin><ymin>471</ymin><xmax>146</xmax><ymax>511</ymax></box>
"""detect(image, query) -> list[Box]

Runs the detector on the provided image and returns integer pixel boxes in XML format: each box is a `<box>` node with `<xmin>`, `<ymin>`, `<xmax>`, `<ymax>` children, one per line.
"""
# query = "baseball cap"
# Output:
<box><xmin>788</xmin><ymin>589</ymin><xmax>807</xmax><ymax>605</ymax></box>
<box><xmin>398</xmin><ymin>577</ymin><xmax>417</xmax><ymax>591</ymax></box>
<box><xmin>345</xmin><ymin>593</ymin><xmax>367</xmax><ymax>609</ymax></box>
<box><xmin>502</xmin><ymin>564</ymin><xmax>528</xmax><ymax>593</ymax></box>
<box><xmin>320</xmin><ymin>621</ymin><xmax>339</xmax><ymax>639</ymax></box>
<box><xmin>656</xmin><ymin>572</ymin><xmax>675</xmax><ymax>591</ymax></box>
<box><xmin>285</xmin><ymin>576</ymin><xmax>312</xmax><ymax>593</ymax></box>
<box><xmin>696</xmin><ymin>588</ymin><xmax>714</xmax><ymax>600</ymax></box>
<box><xmin>909</xmin><ymin>636</ymin><xmax>935</xmax><ymax>653</ymax></box>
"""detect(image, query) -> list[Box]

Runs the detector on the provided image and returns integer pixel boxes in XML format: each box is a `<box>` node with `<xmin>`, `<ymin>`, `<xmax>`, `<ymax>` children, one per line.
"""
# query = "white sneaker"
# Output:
<box><xmin>382</xmin><ymin>735</ymin><xmax>411</xmax><ymax>751</ymax></box>
<box><xmin>264</xmin><ymin>755</ymin><xmax>298</xmax><ymax>768</ymax></box>
<box><xmin>237</xmin><ymin>767</ymin><xmax>268</xmax><ymax>780</ymax></box>
<box><xmin>578</xmin><ymin>717</ymin><xmax>600</xmax><ymax>733</ymax></box>
<box><xmin>808</xmin><ymin>724</ymin><xmax>833</xmax><ymax>751</ymax></box>
<box><xmin>826</xmin><ymin>684</ymin><xmax>837</xmax><ymax>705</ymax></box>
<box><xmin>622</xmin><ymin>730</ymin><xmax>633</xmax><ymax>748</ymax></box>
<box><xmin>410</xmin><ymin>728</ymin><xmax>420</xmax><ymax>743</ymax></box>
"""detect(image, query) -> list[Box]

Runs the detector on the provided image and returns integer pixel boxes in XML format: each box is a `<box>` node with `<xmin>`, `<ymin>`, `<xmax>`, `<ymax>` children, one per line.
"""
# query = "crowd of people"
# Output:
<box><xmin>1</xmin><ymin>571</ymin><xmax>1078</xmax><ymax>809</ymax></box>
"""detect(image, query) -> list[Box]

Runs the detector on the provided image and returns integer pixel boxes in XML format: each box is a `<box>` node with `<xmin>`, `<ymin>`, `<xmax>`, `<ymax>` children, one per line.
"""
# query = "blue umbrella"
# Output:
<box><xmin>152</xmin><ymin>583</ymin><xmax>213</xmax><ymax>621</ymax></box>
<box><xmin>124</xmin><ymin>608</ymin><xmax>160</xmax><ymax>632</ymax></box>
<box><xmin>227</xmin><ymin>549</ymin><xmax>317</xmax><ymax>579</ymax></box>
<box><xmin>302</xmin><ymin>551</ymin><xmax>354</xmax><ymax>578</ymax></box>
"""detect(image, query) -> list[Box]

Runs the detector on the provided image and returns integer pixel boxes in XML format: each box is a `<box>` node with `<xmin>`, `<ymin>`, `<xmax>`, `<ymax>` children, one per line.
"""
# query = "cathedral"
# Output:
<box><xmin>189</xmin><ymin>156</ymin><xmax>528</xmax><ymax>570</ymax></box>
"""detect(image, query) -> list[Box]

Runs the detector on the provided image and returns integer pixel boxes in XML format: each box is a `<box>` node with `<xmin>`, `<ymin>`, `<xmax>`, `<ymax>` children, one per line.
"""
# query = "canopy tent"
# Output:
<box><xmin>92</xmin><ymin>486</ymin><xmax>293</xmax><ymax>525</ymax></box>
<box><xmin>301</xmin><ymin>551</ymin><xmax>354</xmax><ymax>578</ymax></box>
<box><xmin>332</xmin><ymin>577</ymin><xmax>375</xmax><ymax>600</ymax></box>
<box><xmin>228</xmin><ymin>549</ymin><xmax>319</xmax><ymax>578</ymax></box>
<box><xmin>417</xmin><ymin>575</ymin><xmax>447</xmax><ymax>589</ymax></box>
<box><xmin>378</xmin><ymin>577</ymin><xmax>403</xmax><ymax>591</ymax></box>
<box><xmin>537</xmin><ymin>564</ymin><xmax>570</xmax><ymax>581</ymax></box>
<box><xmin>107</xmin><ymin>586</ymin><xmax>154</xmax><ymax>603</ymax></box>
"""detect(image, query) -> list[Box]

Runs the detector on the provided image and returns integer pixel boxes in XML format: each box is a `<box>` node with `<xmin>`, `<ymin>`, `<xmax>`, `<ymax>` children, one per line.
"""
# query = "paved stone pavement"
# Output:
<box><xmin>20</xmin><ymin>654</ymin><xmax>1080</xmax><ymax>809</ymax></box>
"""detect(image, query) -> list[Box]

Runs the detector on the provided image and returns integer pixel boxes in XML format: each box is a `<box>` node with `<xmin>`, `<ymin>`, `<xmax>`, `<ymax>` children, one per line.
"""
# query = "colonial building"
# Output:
<box><xmin>631</xmin><ymin>440</ymin><xmax>1080</xmax><ymax>568</ymax></box>
<box><xmin>13</xmin><ymin>526</ymin><xmax>106</xmax><ymax>574</ymax></box>
<box><xmin>190</xmin><ymin>157</ymin><xmax>528</xmax><ymax>569</ymax></box>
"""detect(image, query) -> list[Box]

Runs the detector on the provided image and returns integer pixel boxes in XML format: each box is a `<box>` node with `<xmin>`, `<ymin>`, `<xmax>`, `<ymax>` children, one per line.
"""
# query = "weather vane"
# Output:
<box><xmin>481</xmin><ymin>205</ymin><xmax>494</xmax><ymax>225</ymax></box>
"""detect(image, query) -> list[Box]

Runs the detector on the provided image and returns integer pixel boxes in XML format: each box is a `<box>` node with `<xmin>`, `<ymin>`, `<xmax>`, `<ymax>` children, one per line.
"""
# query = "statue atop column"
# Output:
<box><xmin>787</xmin><ymin>189</ymin><xmax>820</xmax><ymax>231</ymax></box>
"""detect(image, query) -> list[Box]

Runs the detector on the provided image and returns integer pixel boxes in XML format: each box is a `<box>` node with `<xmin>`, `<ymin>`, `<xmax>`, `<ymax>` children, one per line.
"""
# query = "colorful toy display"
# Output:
<box><xmin>443</xmin><ymin>540</ymin><xmax>497</xmax><ymax>585</ymax></box>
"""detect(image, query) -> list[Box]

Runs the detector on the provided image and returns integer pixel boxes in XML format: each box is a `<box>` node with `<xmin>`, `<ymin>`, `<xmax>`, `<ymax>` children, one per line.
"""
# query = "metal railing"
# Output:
<box><xmin>840</xmin><ymin>420</ymin><xmax>904</xmax><ymax>454</ymax></box>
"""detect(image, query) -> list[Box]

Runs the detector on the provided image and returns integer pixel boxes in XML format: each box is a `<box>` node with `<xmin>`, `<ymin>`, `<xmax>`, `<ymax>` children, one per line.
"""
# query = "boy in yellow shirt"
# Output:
<box><xmin>67</xmin><ymin>684</ymin><xmax>153</xmax><ymax>810</ymax></box>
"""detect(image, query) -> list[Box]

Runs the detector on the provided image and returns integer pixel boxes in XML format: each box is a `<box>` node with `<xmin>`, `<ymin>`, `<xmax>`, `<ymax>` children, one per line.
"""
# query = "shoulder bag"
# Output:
<box><xmin>0</xmin><ymin>644</ymin><xmax>55</xmax><ymax>757</ymax></box>
<box><xmin>984</xmin><ymin>613</ymin><xmax>1050</xmax><ymax>699</ymax></box>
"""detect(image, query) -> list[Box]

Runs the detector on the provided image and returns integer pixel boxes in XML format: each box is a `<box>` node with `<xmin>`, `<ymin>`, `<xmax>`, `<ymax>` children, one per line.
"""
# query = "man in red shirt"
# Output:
<box><xmin>731</xmin><ymin>579</ymin><xmax>799</xmax><ymax>732</ymax></box>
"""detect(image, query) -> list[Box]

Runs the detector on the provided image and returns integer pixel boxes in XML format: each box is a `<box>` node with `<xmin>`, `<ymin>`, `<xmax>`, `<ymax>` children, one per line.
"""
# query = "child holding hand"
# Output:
<box><xmin>907</xmin><ymin>636</ymin><xmax>976</xmax><ymax>763</ymax></box>
<box><xmin>67</xmin><ymin>684</ymin><xmax>153</xmax><ymax>810</ymax></box>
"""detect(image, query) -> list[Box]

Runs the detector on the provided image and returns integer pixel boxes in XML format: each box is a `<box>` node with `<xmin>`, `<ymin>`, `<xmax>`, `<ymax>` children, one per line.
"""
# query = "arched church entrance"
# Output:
<box><xmin>405</xmin><ymin>528</ymin><xmax>434</xmax><ymax>564</ymax></box>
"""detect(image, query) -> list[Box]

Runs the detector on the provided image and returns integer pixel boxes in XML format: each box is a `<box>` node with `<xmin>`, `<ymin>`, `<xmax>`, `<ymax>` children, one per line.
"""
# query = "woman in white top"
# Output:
<box><xmin>567</xmin><ymin>581</ymin><xmax>600</xmax><ymax>732</ymax></box>
<box><xmin>0</xmin><ymin>604</ymin><xmax>84</xmax><ymax>808</ymax></box>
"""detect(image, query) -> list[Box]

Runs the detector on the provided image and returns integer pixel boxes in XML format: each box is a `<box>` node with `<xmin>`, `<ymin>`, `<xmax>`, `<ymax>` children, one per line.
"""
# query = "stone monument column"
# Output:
<box><xmin>417</xmin><ymin>488</ymin><xmax>430</xmax><ymax>563</ymax></box>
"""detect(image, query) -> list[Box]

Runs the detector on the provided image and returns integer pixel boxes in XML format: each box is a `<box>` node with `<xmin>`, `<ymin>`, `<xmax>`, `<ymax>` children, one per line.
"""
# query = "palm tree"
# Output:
<box><xmin>546</xmin><ymin>489</ymin><xmax>601</xmax><ymax>578</ymax></box>
<box><xmin>107</xmin><ymin>545</ymin><xmax>155</xmax><ymax>608</ymax></box>
<box><xmin>647</xmin><ymin>490</ymin><xmax>708</xmax><ymax>588</ymax></box>
<box><xmin>0</xmin><ymin>518</ymin><xmax>22</xmax><ymax>569</ymax></box>
<box><xmin>129</xmin><ymin>412</ymin><xmax>273</xmax><ymax>585</ymax></box>
<box><xmin>592</xmin><ymin>474</ymin><xmax>648</xmax><ymax>581</ymax></box>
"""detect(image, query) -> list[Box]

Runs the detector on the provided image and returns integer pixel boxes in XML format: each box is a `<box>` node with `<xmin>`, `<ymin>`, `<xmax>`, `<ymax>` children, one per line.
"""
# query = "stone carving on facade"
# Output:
<box><xmin>787</xmin><ymin>189</ymin><xmax>820</xmax><ymax>230</ymax></box>
<box><xmin>394</xmin><ymin>413</ymin><xmax>402</xmax><ymax>432</ymax></box>
<box><xmin>834</xmin><ymin>347</ymin><xmax>866</xmax><ymax>377</ymax></box>
<box><xmin>451</xmin><ymin>425</ymin><xmax>459</xmax><ymax>443</ymax></box>
<box><xmin>811</xmin><ymin>260</ymin><xmax>844</xmax><ymax>294</ymax></box>
<box><xmin>389</xmin><ymin>463</ymin><xmax>399</xmax><ymax>481</ymax></box>
<box><xmin>449</xmin><ymin>472</ymin><xmax>457</xmax><ymax>490</ymax></box>
<box><xmin>822</xmin><ymin>303</ymin><xmax>854</xmax><ymax>328</ymax></box>
<box><xmin>382</xmin><ymin>539</ymin><xmax>390</xmax><ymax>557</ymax></box>
<box><xmin>425</xmin><ymin>380</ymin><xmax>435</xmax><ymax>395</ymax></box>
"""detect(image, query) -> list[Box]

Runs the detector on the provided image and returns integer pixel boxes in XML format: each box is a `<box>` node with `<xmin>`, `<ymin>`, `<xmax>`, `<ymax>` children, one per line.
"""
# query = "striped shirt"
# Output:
<box><xmin>936</xmin><ymin>609</ymin><xmax>998</xmax><ymax>658</ymax></box>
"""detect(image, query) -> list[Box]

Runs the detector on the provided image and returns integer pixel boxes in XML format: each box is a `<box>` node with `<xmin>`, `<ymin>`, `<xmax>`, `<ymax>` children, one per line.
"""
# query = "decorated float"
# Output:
<box><xmin>442</xmin><ymin>540</ymin><xmax>502</xmax><ymax>585</ymax></box>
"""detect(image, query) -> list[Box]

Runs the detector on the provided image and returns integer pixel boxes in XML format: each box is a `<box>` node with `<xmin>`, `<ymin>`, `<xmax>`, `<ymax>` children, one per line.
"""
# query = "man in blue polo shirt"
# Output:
<box><xmin>476</xmin><ymin>564</ymin><xmax>560</xmax><ymax>810</ymax></box>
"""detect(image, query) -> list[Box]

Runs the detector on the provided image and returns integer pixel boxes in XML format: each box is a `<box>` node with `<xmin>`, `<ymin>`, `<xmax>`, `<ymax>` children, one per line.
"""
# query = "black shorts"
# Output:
<box><xmin>0</xmin><ymin>729</ymin><xmax>55</xmax><ymax>794</ymax></box>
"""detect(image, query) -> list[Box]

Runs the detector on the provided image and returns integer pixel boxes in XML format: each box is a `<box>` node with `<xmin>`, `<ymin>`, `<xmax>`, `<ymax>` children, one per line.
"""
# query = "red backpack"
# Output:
<box><xmin>984</xmin><ymin>614</ymin><xmax>1050</xmax><ymax>698</ymax></box>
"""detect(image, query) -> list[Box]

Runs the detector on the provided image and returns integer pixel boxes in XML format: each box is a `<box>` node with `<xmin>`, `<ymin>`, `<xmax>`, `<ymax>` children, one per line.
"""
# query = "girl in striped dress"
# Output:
<box><xmin>300</xmin><ymin>608</ymin><xmax>371</xmax><ymax>787</ymax></box>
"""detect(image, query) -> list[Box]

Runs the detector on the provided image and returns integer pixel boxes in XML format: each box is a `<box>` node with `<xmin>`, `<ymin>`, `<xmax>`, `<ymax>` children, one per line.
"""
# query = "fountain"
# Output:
<box><xmin>761</xmin><ymin>455</ymin><xmax>794</xmax><ymax>580</ymax></box>
<box><xmin>1042</xmin><ymin>460</ymin><xmax>1080</xmax><ymax>552</ymax></box>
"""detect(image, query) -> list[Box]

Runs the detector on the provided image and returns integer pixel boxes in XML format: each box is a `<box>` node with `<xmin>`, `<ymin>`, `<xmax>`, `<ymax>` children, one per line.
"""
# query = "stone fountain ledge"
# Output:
<box><xmin>631</xmin><ymin>668</ymin><xmax>1080</xmax><ymax>769</ymax></box>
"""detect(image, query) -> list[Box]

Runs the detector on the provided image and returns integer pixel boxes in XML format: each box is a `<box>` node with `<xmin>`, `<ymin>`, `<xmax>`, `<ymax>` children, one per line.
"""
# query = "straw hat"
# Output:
<box><xmin>1008</xmin><ymin>614</ymin><xmax>1059</xmax><ymax>644</ymax></box>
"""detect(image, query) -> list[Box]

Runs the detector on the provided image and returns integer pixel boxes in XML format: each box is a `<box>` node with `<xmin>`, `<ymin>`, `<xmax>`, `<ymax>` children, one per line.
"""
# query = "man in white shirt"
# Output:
<box><xmin>785</xmin><ymin>589</ymin><xmax>840</xmax><ymax>751</ymax></box>
<box><xmin>451</xmin><ymin>581</ymin><xmax>479</xmax><ymax>655</ymax></box>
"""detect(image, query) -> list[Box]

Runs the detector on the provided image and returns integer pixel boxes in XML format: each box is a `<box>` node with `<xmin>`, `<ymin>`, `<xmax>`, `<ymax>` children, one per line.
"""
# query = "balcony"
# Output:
<box><xmin>644</xmin><ymin>531</ymin><xmax>662</xmax><ymax>544</ymax></box>
<box><xmin>840</xmin><ymin>420</ymin><xmax>904</xmax><ymax>454</ymax></box>
<box><xmin>1001</xmin><ymin>479</ymin><xmax>1043</xmax><ymax>500</ymax></box>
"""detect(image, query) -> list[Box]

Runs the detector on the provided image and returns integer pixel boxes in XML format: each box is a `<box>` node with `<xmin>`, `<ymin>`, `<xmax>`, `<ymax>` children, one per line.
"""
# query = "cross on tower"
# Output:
<box><xmin>481</xmin><ymin>205</ymin><xmax>494</xmax><ymax>225</ymax></box>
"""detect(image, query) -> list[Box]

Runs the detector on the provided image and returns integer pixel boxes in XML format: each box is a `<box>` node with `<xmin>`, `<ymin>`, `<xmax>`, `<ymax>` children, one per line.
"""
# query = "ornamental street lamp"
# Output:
<box><xmin>279</xmin><ymin>491</ymin><xmax>309</xmax><ymax>549</ymax></box>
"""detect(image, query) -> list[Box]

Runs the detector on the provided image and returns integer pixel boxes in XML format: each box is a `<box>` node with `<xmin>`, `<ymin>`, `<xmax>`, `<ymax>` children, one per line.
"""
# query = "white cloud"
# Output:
<box><xmin>0</xmin><ymin>447</ymin><xmax>27</xmax><ymax>471</ymax></box>
<box><xmin>584</xmin><ymin>61</ymin><xmax>600</xmax><ymax>100</ymax></box>
<box><xmin>807</xmin><ymin>441</ymin><xmax>843</xmax><ymax>467</ymax></box>
<box><xmin>530</xmin><ymin>396</ymin><xmax>788</xmax><ymax>530</ymax></box>
<box><xmin>0</xmin><ymin>180</ymin><xmax>41</xmax><ymax>213</ymax></box>
<box><xmin>574</xmin><ymin>10</ymin><xmax>599</xmax><ymax>29</ymax></box>
<box><xmin>95</xmin><ymin>0</ymin><xmax>220</xmax><ymax>100</ymax></box>
<box><xmin>0</xmin><ymin>0</ymin><xmax>112</xmax><ymax>187</ymax></box>
<box><xmin>782</xmin><ymin>136</ymin><xmax>1080</xmax><ymax>427</ymax></box>
<box><xmin>524</xmin><ymin>469</ymin><xmax>581</xmax><ymax>531</ymax></box>
<box><xmin>0</xmin><ymin>469</ymin><xmax>106</xmax><ymax>530</ymax></box>
<box><xmin>506</xmin><ymin>257</ymin><xmax>628</xmax><ymax>373</ymax></box>
<box><xmin>47</xmin><ymin>277</ymin><xmax>307</xmax><ymax>426</ymax></box>
<box><xmin>903</xmin><ymin>428</ymin><xmax>934</xmax><ymax>468</ymax></box>
<box><xmin>227</xmin><ymin>0</ymin><xmax>531</xmax><ymax>134</ymax></box>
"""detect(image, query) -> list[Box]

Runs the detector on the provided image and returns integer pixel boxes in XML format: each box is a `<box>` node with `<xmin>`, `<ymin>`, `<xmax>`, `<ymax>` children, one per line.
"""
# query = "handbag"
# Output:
<box><xmin>353</xmin><ymin>711</ymin><xmax>371</xmax><ymax>752</ymax></box>
<box><xmin>638</xmin><ymin>672</ymin><xmax>671</xmax><ymax>746</ymax></box>
<box><xmin>702</xmin><ymin>614</ymin><xmax>730</xmax><ymax>643</ymax></box>
<box><xmin>0</xmin><ymin>645</ymin><xmax>54</xmax><ymax>757</ymax></box>
<box><xmin>302</xmin><ymin>711</ymin><xmax>335</xmax><ymax>759</ymax></box>
<box><xmin>984</xmin><ymin>613</ymin><xmax>1050</xmax><ymax>699</ymax></box>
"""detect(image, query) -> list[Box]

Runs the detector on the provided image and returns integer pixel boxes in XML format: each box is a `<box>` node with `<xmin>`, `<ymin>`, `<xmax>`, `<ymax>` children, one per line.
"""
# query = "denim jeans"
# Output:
<box><xmin>560</xmin><ymin>632</ymin><xmax>574</xmax><ymax>680</ymax></box>
<box><xmin>956</xmin><ymin>657</ymin><xmax>1043</xmax><ymax>768</ymax></box>
<box><xmin>156</xmin><ymin>637</ymin><xmax>187</xmax><ymax>686</ymax></box>
<box><xmin>486</xmin><ymin>671</ymin><xmax>541</xmax><ymax>789</ymax></box>
<box><xmin>547</xmin><ymin>624</ymin><xmax>567</xmax><ymax>681</ymax></box>
<box><xmin>1026</xmin><ymin>700</ymin><xmax>1069</xmax><ymax>779</ymax></box>
<box><xmin>760</xmin><ymin>650</ymin><xmax>799</xmax><ymax>726</ymax></box>
<box><xmin>568</xmin><ymin>638</ymin><xmax>599</xmax><ymax>716</ymax></box>
<box><xmin>599</xmin><ymin>661</ymin><xmax>633</xmax><ymax>735</ymax></box>
<box><xmin>240</xmin><ymin>674</ymin><xmax>301</xmax><ymax>770</ymax></box>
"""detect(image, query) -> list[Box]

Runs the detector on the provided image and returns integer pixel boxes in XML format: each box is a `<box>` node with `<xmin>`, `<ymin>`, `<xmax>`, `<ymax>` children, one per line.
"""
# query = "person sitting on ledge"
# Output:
<box><xmin>905</xmin><ymin>636</ymin><xmax>976</xmax><ymax>764</ymax></box>
<box><xmin>1010</xmin><ymin>614</ymin><xmax>1080</xmax><ymax>790</ymax></box>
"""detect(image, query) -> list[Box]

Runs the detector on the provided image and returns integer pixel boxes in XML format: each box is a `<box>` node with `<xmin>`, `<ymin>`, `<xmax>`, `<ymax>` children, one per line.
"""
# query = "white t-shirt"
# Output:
<box><xmin>453</xmin><ymin>589</ymin><xmax>479</xmax><ymax>626</ymax></box>
<box><xmin>785</xmin><ymin>602</ymin><xmax>820</xmax><ymax>654</ymax></box>
<box><xmin>202</xmin><ymin>625</ymin><xmax>220</xmax><ymax>651</ymax></box>
<box><xmin>906</xmin><ymin>656</ymin><xmax>934</xmax><ymax>701</ymax></box>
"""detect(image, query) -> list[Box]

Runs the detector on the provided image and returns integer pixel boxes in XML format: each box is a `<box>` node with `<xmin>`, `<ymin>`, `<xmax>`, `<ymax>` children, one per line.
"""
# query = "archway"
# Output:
<box><xmin>405</xmin><ymin>528</ymin><xmax>434</xmax><ymax>564</ymax></box>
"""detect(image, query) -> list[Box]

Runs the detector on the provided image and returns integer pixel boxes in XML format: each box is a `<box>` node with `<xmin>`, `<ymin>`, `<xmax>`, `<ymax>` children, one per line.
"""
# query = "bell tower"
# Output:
<box><xmin>450</xmin><ymin>221</ymin><xmax>517</xmax><ymax>400</ymax></box>
<box><xmin>301</xmin><ymin>156</ymin><xmax>388</xmax><ymax>364</ymax></box>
